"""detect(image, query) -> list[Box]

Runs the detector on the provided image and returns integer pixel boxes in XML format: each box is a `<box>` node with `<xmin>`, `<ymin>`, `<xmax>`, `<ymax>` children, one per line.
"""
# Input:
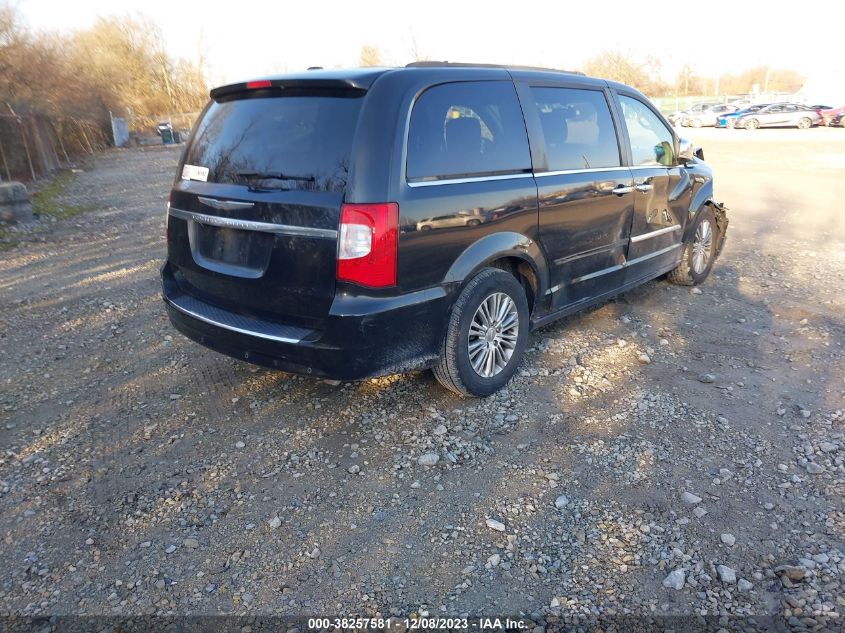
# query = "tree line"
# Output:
<box><xmin>580</xmin><ymin>50</ymin><xmax>805</xmax><ymax>98</ymax></box>
<box><xmin>0</xmin><ymin>3</ymin><xmax>208</xmax><ymax>130</ymax></box>
<box><xmin>359</xmin><ymin>44</ymin><xmax>806</xmax><ymax>99</ymax></box>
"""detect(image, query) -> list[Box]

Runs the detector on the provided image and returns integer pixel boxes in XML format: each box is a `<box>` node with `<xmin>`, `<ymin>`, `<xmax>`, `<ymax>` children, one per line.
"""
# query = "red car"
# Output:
<box><xmin>821</xmin><ymin>105</ymin><xmax>845</xmax><ymax>126</ymax></box>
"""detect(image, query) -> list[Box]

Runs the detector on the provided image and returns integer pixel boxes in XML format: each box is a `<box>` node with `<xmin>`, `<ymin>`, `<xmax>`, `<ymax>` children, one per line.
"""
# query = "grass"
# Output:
<box><xmin>1</xmin><ymin>169</ymin><xmax>93</xmax><ymax>250</ymax></box>
<box><xmin>0</xmin><ymin>224</ymin><xmax>10</xmax><ymax>249</ymax></box>
<box><xmin>31</xmin><ymin>170</ymin><xmax>93</xmax><ymax>220</ymax></box>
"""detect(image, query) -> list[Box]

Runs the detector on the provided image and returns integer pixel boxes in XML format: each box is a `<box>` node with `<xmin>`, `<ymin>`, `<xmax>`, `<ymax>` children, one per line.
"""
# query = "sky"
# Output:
<box><xmin>14</xmin><ymin>0</ymin><xmax>841</xmax><ymax>86</ymax></box>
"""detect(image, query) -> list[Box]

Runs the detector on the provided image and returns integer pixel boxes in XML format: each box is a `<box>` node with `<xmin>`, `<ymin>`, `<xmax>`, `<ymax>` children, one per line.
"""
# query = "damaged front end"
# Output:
<box><xmin>708</xmin><ymin>200</ymin><xmax>729</xmax><ymax>258</ymax></box>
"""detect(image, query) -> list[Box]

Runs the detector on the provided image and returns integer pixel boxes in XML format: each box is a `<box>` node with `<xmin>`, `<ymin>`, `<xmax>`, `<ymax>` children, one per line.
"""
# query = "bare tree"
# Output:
<box><xmin>582</xmin><ymin>50</ymin><xmax>668</xmax><ymax>96</ymax></box>
<box><xmin>406</xmin><ymin>29</ymin><xmax>430</xmax><ymax>63</ymax></box>
<box><xmin>359</xmin><ymin>45</ymin><xmax>382</xmax><ymax>67</ymax></box>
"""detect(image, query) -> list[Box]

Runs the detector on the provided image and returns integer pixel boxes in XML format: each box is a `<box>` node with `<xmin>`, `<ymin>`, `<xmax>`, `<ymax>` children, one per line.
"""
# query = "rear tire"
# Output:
<box><xmin>433</xmin><ymin>268</ymin><xmax>529</xmax><ymax>397</ymax></box>
<box><xmin>692</xmin><ymin>118</ymin><xmax>702</xmax><ymax>128</ymax></box>
<box><xmin>668</xmin><ymin>207</ymin><xmax>719</xmax><ymax>286</ymax></box>
<box><xmin>797</xmin><ymin>117</ymin><xmax>812</xmax><ymax>129</ymax></box>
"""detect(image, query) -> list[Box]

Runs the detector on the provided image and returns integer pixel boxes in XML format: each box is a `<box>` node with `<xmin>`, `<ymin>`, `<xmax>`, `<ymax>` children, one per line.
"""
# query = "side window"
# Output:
<box><xmin>406</xmin><ymin>81</ymin><xmax>531</xmax><ymax>181</ymax></box>
<box><xmin>530</xmin><ymin>87</ymin><xmax>621</xmax><ymax>171</ymax></box>
<box><xmin>619</xmin><ymin>95</ymin><xmax>676</xmax><ymax>167</ymax></box>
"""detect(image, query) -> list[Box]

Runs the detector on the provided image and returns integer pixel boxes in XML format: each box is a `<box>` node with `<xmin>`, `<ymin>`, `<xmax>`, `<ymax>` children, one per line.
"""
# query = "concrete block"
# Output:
<box><xmin>0</xmin><ymin>181</ymin><xmax>33</xmax><ymax>224</ymax></box>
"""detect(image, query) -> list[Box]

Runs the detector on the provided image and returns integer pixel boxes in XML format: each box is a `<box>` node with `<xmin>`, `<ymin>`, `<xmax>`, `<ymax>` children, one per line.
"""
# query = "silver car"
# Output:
<box><xmin>736</xmin><ymin>103</ymin><xmax>822</xmax><ymax>130</ymax></box>
<box><xmin>668</xmin><ymin>102</ymin><xmax>719</xmax><ymax>127</ymax></box>
<box><xmin>682</xmin><ymin>103</ymin><xmax>739</xmax><ymax>128</ymax></box>
<box><xmin>416</xmin><ymin>211</ymin><xmax>483</xmax><ymax>231</ymax></box>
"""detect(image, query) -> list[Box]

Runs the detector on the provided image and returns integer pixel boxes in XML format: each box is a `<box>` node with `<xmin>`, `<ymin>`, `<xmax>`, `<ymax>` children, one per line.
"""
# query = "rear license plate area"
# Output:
<box><xmin>188</xmin><ymin>222</ymin><xmax>273</xmax><ymax>278</ymax></box>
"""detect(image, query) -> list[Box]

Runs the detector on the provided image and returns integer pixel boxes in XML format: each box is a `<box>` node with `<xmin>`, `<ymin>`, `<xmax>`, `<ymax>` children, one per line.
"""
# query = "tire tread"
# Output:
<box><xmin>433</xmin><ymin>268</ymin><xmax>524</xmax><ymax>397</ymax></box>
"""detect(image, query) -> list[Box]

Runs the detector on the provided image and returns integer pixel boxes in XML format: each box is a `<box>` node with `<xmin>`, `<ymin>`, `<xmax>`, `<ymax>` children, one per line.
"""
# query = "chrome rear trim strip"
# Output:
<box><xmin>169</xmin><ymin>207</ymin><xmax>337</xmax><ymax>239</ymax></box>
<box><xmin>630</xmin><ymin>224</ymin><xmax>681</xmax><ymax>243</ymax></box>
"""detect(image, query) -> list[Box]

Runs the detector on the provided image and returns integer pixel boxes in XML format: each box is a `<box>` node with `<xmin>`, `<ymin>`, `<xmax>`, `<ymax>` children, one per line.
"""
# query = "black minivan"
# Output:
<box><xmin>162</xmin><ymin>63</ymin><xmax>728</xmax><ymax>396</ymax></box>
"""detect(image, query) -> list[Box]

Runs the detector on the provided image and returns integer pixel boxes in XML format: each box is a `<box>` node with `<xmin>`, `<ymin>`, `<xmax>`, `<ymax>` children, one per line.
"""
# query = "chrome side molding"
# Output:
<box><xmin>630</xmin><ymin>224</ymin><xmax>681</xmax><ymax>243</ymax></box>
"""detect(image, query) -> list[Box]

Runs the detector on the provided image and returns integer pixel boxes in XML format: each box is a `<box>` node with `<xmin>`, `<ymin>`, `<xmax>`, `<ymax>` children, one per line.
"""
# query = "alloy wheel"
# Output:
<box><xmin>691</xmin><ymin>220</ymin><xmax>713</xmax><ymax>274</ymax></box>
<box><xmin>467</xmin><ymin>292</ymin><xmax>519</xmax><ymax>378</ymax></box>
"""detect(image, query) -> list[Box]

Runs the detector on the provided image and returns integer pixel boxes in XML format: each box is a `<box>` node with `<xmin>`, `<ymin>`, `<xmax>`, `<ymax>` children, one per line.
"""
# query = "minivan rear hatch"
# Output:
<box><xmin>167</xmin><ymin>85</ymin><xmax>364</xmax><ymax>330</ymax></box>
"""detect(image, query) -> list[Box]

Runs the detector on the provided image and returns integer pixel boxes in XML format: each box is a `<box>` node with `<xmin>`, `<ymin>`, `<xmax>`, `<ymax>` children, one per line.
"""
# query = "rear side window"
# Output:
<box><xmin>407</xmin><ymin>81</ymin><xmax>531</xmax><ymax>181</ymax></box>
<box><xmin>530</xmin><ymin>87</ymin><xmax>621</xmax><ymax>171</ymax></box>
<box><xmin>619</xmin><ymin>95</ymin><xmax>676</xmax><ymax>167</ymax></box>
<box><xmin>184</xmin><ymin>93</ymin><xmax>363</xmax><ymax>192</ymax></box>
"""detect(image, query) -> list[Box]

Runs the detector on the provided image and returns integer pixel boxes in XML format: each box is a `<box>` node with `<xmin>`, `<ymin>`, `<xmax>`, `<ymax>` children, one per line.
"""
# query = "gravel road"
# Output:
<box><xmin>1</xmin><ymin>131</ymin><xmax>843</xmax><ymax>630</ymax></box>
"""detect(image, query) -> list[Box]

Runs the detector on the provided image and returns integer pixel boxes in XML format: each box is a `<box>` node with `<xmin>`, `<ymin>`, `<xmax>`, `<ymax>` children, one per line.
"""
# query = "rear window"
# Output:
<box><xmin>406</xmin><ymin>81</ymin><xmax>531</xmax><ymax>181</ymax></box>
<box><xmin>184</xmin><ymin>93</ymin><xmax>363</xmax><ymax>192</ymax></box>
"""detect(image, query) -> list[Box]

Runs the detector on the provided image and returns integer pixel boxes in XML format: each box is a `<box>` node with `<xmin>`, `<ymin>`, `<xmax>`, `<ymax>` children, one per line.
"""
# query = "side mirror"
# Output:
<box><xmin>678</xmin><ymin>137</ymin><xmax>696</xmax><ymax>162</ymax></box>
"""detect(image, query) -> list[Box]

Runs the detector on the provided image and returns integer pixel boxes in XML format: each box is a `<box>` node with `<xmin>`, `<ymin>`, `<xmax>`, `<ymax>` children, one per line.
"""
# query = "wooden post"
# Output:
<box><xmin>51</xmin><ymin>119</ymin><xmax>70</xmax><ymax>163</ymax></box>
<box><xmin>75</xmin><ymin>118</ymin><xmax>94</xmax><ymax>155</ymax></box>
<box><xmin>0</xmin><ymin>136</ymin><xmax>10</xmax><ymax>182</ymax></box>
<box><xmin>19</xmin><ymin>117</ymin><xmax>37</xmax><ymax>181</ymax></box>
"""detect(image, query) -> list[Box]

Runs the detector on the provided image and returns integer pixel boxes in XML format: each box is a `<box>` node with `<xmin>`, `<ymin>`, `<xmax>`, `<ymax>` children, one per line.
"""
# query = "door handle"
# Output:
<box><xmin>635</xmin><ymin>183</ymin><xmax>654</xmax><ymax>192</ymax></box>
<box><xmin>613</xmin><ymin>185</ymin><xmax>634</xmax><ymax>195</ymax></box>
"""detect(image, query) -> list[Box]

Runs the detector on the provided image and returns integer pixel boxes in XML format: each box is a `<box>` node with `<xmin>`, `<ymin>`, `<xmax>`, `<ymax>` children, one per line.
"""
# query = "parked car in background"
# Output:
<box><xmin>716</xmin><ymin>103</ymin><xmax>770</xmax><ymax>128</ymax></box>
<box><xmin>736</xmin><ymin>103</ymin><xmax>822</xmax><ymax>129</ymax></box>
<box><xmin>416</xmin><ymin>211</ymin><xmax>483</xmax><ymax>231</ymax></box>
<box><xmin>669</xmin><ymin>102</ymin><xmax>720</xmax><ymax>127</ymax></box>
<box><xmin>821</xmin><ymin>105</ymin><xmax>845</xmax><ymax>126</ymax></box>
<box><xmin>162</xmin><ymin>63</ymin><xmax>728</xmax><ymax>396</ymax></box>
<box><xmin>830</xmin><ymin>112</ymin><xmax>845</xmax><ymax>128</ymax></box>
<box><xmin>683</xmin><ymin>104</ymin><xmax>739</xmax><ymax>128</ymax></box>
<box><xmin>728</xmin><ymin>98</ymin><xmax>754</xmax><ymax>109</ymax></box>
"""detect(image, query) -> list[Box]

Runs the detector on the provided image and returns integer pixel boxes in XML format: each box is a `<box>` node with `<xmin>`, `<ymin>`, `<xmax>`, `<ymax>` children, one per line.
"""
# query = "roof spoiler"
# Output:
<box><xmin>210</xmin><ymin>78</ymin><xmax>368</xmax><ymax>100</ymax></box>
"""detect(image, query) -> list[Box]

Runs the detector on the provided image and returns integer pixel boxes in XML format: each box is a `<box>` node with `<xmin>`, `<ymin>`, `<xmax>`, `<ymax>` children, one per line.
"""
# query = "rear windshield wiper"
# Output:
<box><xmin>237</xmin><ymin>171</ymin><xmax>315</xmax><ymax>182</ymax></box>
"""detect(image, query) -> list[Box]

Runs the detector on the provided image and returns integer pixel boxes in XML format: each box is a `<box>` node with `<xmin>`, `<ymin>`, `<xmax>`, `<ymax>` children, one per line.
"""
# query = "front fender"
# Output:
<box><xmin>684</xmin><ymin>170</ymin><xmax>729</xmax><ymax>257</ymax></box>
<box><xmin>443</xmin><ymin>231</ymin><xmax>549</xmax><ymax>296</ymax></box>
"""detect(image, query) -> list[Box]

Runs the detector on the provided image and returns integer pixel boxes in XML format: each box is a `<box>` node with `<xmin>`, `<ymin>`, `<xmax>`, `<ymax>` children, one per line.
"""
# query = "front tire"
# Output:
<box><xmin>669</xmin><ymin>208</ymin><xmax>719</xmax><ymax>286</ymax></box>
<box><xmin>797</xmin><ymin>117</ymin><xmax>812</xmax><ymax>129</ymax></box>
<box><xmin>433</xmin><ymin>268</ymin><xmax>529</xmax><ymax>397</ymax></box>
<box><xmin>745</xmin><ymin>118</ymin><xmax>759</xmax><ymax>130</ymax></box>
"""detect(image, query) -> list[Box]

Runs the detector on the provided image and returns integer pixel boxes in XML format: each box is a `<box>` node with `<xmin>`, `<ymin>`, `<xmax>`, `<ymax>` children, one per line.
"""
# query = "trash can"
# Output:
<box><xmin>157</xmin><ymin>122</ymin><xmax>174</xmax><ymax>145</ymax></box>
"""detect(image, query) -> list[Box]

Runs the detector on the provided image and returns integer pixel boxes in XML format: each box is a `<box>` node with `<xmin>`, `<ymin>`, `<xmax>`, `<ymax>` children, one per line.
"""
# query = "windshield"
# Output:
<box><xmin>184</xmin><ymin>93</ymin><xmax>363</xmax><ymax>193</ymax></box>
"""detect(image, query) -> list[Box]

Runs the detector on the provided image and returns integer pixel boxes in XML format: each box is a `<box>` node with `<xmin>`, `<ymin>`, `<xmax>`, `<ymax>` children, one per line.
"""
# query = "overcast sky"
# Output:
<box><xmin>16</xmin><ymin>0</ymin><xmax>840</xmax><ymax>85</ymax></box>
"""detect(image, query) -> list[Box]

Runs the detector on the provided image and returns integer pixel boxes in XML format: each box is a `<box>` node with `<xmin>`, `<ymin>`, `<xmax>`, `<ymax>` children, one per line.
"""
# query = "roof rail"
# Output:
<box><xmin>405</xmin><ymin>61</ymin><xmax>584</xmax><ymax>75</ymax></box>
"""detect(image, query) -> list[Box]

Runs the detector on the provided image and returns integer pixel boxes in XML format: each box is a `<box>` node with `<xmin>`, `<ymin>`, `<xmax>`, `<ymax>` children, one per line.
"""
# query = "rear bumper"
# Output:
<box><xmin>161</xmin><ymin>263</ymin><xmax>449</xmax><ymax>380</ymax></box>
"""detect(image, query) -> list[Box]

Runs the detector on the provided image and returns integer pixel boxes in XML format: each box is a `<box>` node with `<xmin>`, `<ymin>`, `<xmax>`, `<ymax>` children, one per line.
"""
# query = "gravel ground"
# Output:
<box><xmin>0</xmin><ymin>131</ymin><xmax>843</xmax><ymax>630</ymax></box>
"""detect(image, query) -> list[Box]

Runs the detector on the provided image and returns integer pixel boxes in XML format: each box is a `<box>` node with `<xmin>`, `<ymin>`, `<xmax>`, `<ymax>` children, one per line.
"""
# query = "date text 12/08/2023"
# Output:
<box><xmin>307</xmin><ymin>617</ymin><xmax>530</xmax><ymax>630</ymax></box>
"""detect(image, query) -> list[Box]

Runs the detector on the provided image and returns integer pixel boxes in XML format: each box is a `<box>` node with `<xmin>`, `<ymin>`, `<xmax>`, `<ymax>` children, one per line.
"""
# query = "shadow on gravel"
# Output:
<box><xmin>0</xmin><ymin>147</ymin><xmax>842</xmax><ymax>619</ymax></box>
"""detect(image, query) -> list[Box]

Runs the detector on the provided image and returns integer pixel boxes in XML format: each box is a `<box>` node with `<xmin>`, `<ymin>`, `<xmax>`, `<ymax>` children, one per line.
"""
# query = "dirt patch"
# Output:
<box><xmin>0</xmin><ymin>134</ymin><xmax>842</xmax><ymax>627</ymax></box>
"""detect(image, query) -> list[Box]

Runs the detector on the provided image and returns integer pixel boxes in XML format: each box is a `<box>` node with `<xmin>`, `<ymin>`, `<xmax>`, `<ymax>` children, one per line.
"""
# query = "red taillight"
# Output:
<box><xmin>337</xmin><ymin>203</ymin><xmax>398</xmax><ymax>288</ymax></box>
<box><xmin>246</xmin><ymin>80</ymin><xmax>271</xmax><ymax>89</ymax></box>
